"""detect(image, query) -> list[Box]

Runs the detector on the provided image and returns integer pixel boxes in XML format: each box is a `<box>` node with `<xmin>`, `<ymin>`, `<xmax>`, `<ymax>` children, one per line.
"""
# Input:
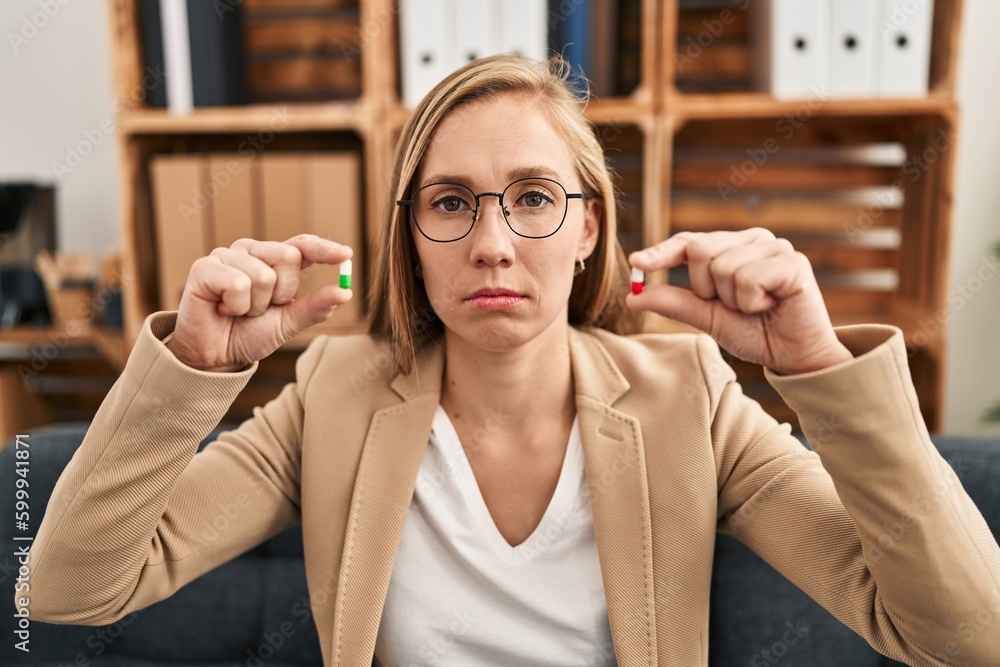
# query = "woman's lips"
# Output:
<box><xmin>466</xmin><ymin>292</ymin><xmax>525</xmax><ymax>309</ymax></box>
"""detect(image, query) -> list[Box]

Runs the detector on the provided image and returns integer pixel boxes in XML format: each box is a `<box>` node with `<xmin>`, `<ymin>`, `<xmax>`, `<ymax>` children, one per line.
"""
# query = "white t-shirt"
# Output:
<box><xmin>373</xmin><ymin>404</ymin><xmax>616</xmax><ymax>666</ymax></box>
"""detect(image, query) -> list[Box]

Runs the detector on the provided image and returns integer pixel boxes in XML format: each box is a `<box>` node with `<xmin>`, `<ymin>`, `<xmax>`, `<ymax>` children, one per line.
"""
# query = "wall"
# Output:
<box><xmin>0</xmin><ymin>0</ymin><xmax>997</xmax><ymax>432</ymax></box>
<box><xmin>0</xmin><ymin>0</ymin><xmax>120</xmax><ymax>257</ymax></box>
<box><xmin>945</xmin><ymin>0</ymin><xmax>1000</xmax><ymax>434</ymax></box>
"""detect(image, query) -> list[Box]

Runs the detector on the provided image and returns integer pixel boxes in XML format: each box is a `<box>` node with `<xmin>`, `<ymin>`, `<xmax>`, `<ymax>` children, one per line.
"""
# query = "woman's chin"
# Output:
<box><xmin>445</xmin><ymin>317</ymin><xmax>537</xmax><ymax>353</ymax></box>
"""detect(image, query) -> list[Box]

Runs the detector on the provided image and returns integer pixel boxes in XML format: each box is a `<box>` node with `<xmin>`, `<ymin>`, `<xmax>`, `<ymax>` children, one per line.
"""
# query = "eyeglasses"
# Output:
<box><xmin>396</xmin><ymin>177</ymin><xmax>586</xmax><ymax>243</ymax></box>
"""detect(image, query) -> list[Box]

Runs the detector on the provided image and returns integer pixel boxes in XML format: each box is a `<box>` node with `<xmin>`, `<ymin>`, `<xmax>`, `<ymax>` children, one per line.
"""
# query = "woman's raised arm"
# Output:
<box><xmin>628</xmin><ymin>228</ymin><xmax>1000</xmax><ymax>664</ymax></box>
<box><xmin>15</xmin><ymin>233</ymin><xmax>351</xmax><ymax>624</ymax></box>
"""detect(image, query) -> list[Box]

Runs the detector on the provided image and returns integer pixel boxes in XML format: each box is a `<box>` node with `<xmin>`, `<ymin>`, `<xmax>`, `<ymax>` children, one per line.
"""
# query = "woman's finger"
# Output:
<box><xmin>187</xmin><ymin>255</ymin><xmax>253</xmax><ymax>317</ymax></box>
<box><xmin>281</xmin><ymin>234</ymin><xmax>353</xmax><ymax>271</ymax></box>
<box><xmin>628</xmin><ymin>231</ymin><xmax>704</xmax><ymax>272</ymax></box>
<box><xmin>628</xmin><ymin>229</ymin><xmax>777</xmax><ymax>301</ymax></box>
<box><xmin>625</xmin><ymin>283</ymin><xmax>743</xmax><ymax>341</ymax></box>
<box><xmin>709</xmin><ymin>237</ymin><xmax>795</xmax><ymax>311</ymax></box>
<box><xmin>210</xmin><ymin>247</ymin><xmax>278</xmax><ymax>317</ymax></box>
<box><xmin>230</xmin><ymin>239</ymin><xmax>303</xmax><ymax>305</ymax></box>
<box><xmin>732</xmin><ymin>251</ymin><xmax>815</xmax><ymax>314</ymax></box>
<box><xmin>683</xmin><ymin>231</ymin><xmax>764</xmax><ymax>301</ymax></box>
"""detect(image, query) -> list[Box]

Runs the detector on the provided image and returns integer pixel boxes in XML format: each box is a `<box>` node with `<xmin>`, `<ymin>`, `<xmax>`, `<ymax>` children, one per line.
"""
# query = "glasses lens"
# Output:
<box><xmin>412</xmin><ymin>183</ymin><xmax>477</xmax><ymax>241</ymax></box>
<box><xmin>502</xmin><ymin>178</ymin><xmax>568</xmax><ymax>238</ymax></box>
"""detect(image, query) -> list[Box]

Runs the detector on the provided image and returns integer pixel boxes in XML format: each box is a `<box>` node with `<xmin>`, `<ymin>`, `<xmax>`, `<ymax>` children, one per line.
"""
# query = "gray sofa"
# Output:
<box><xmin>2</xmin><ymin>423</ymin><xmax>998</xmax><ymax>666</ymax></box>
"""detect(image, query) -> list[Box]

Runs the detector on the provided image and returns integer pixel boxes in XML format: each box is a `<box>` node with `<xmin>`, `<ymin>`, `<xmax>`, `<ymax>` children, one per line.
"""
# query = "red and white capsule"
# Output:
<box><xmin>630</xmin><ymin>266</ymin><xmax>644</xmax><ymax>295</ymax></box>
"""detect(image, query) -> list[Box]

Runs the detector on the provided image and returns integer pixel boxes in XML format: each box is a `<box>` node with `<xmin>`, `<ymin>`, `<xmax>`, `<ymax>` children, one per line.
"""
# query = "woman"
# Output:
<box><xmin>19</xmin><ymin>55</ymin><xmax>1000</xmax><ymax>666</ymax></box>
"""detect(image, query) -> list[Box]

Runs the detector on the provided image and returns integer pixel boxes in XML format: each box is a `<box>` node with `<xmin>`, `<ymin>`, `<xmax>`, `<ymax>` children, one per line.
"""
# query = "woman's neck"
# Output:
<box><xmin>439</xmin><ymin>320</ymin><xmax>576</xmax><ymax>451</ymax></box>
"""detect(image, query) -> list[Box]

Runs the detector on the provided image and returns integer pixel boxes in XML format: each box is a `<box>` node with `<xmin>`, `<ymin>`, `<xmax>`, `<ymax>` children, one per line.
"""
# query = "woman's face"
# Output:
<box><xmin>410</xmin><ymin>95</ymin><xmax>600</xmax><ymax>352</ymax></box>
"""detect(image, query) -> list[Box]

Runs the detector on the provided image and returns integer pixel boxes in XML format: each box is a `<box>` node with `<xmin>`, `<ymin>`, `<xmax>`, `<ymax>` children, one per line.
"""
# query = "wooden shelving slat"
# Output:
<box><xmin>585</xmin><ymin>97</ymin><xmax>656</xmax><ymax>127</ymax></box>
<box><xmin>385</xmin><ymin>97</ymin><xmax>656</xmax><ymax>134</ymax></box>
<box><xmin>0</xmin><ymin>326</ymin><xmax>125</xmax><ymax>371</ymax></box>
<box><xmin>674</xmin><ymin>92</ymin><xmax>957</xmax><ymax>121</ymax></box>
<box><xmin>120</xmin><ymin>102</ymin><xmax>368</xmax><ymax>135</ymax></box>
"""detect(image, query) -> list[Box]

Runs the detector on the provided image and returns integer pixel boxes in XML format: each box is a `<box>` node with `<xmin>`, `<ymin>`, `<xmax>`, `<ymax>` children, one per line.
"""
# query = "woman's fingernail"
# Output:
<box><xmin>630</xmin><ymin>267</ymin><xmax>644</xmax><ymax>295</ymax></box>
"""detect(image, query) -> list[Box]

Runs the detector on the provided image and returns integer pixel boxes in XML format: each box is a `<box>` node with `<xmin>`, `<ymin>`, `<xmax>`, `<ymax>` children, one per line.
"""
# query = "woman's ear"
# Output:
<box><xmin>579</xmin><ymin>197</ymin><xmax>602</xmax><ymax>259</ymax></box>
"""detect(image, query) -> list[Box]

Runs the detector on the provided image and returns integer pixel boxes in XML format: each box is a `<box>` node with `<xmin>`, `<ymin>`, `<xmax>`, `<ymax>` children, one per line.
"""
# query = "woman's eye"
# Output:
<box><xmin>518</xmin><ymin>191</ymin><xmax>552</xmax><ymax>208</ymax></box>
<box><xmin>433</xmin><ymin>197</ymin><xmax>466</xmax><ymax>213</ymax></box>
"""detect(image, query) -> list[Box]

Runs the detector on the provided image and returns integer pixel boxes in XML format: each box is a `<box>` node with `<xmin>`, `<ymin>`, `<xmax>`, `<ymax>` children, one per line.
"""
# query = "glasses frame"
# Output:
<box><xmin>396</xmin><ymin>176</ymin><xmax>587</xmax><ymax>243</ymax></box>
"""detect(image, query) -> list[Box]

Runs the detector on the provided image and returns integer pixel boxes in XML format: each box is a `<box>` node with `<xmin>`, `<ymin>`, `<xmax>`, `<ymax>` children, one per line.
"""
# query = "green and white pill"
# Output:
<box><xmin>339</xmin><ymin>259</ymin><xmax>352</xmax><ymax>289</ymax></box>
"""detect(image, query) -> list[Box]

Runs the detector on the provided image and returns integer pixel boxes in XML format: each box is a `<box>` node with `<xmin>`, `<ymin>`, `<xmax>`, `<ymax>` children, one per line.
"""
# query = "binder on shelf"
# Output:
<box><xmin>152</xmin><ymin>153</ymin><xmax>363</xmax><ymax>328</ymax></box>
<box><xmin>257</xmin><ymin>154</ymin><xmax>363</xmax><ymax>331</ymax></box>
<box><xmin>589</xmin><ymin>0</ymin><xmax>619</xmax><ymax>98</ymax></box>
<box><xmin>145</xmin><ymin>0</ymin><xmax>248</xmax><ymax>112</ymax></box>
<box><xmin>138</xmin><ymin>0</ymin><xmax>167</xmax><ymax>108</ymax></box>
<box><xmin>751</xmin><ymin>0</ymin><xmax>831</xmax><ymax>99</ymax></box>
<box><xmin>454</xmin><ymin>0</ymin><xmax>497</xmax><ymax>67</ymax></box>
<box><xmin>208</xmin><ymin>154</ymin><xmax>257</xmax><ymax>249</ymax></box>
<box><xmin>878</xmin><ymin>0</ymin><xmax>934</xmax><ymax>97</ymax></box>
<box><xmin>302</xmin><ymin>154</ymin><xmax>363</xmax><ymax>329</ymax></box>
<box><xmin>829</xmin><ymin>0</ymin><xmax>880</xmax><ymax>97</ymax></box>
<box><xmin>499</xmin><ymin>0</ymin><xmax>548</xmax><ymax>61</ymax></box>
<box><xmin>550</xmin><ymin>0</ymin><xmax>590</xmax><ymax>95</ymax></box>
<box><xmin>400</xmin><ymin>0</ymin><xmax>455</xmax><ymax>107</ymax></box>
<box><xmin>185</xmin><ymin>0</ymin><xmax>248</xmax><ymax>107</ymax></box>
<box><xmin>400</xmin><ymin>0</ymin><xmax>552</xmax><ymax>107</ymax></box>
<box><xmin>158</xmin><ymin>0</ymin><xmax>193</xmax><ymax>114</ymax></box>
<box><xmin>260</xmin><ymin>155</ymin><xmax>307</xmax><ymax>246</ymax></box>
<box><xmin>150</xmin><ymin>156</ymin><xmax>210</xmax><ymax>310</ymax></box>
<box><xmin>548</xmin><ymin>0</ymin><xmax>617</xmax><ymax>98</ymax></box>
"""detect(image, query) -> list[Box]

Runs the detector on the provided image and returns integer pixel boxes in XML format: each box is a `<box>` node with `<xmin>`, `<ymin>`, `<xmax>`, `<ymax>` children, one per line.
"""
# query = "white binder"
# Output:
<box><xmin>878</xmin><ymin>0</ymin><xmax>934</xmax><ymax>97</ymax></box>
<box><xmin>400</xmin><ymin>0</ymin><xmax>455</xmax><ymax>107</ymax></box>
<box><xmin>829</xmin><ymin>0</ymin><xmax>880</xmax><ymax>97</ymax></box>
<box><xmin>498</xmin><ymin>0</ymin><xmax>548</xmax><ymax>61</ymax></box>
<box><xmin>159</xmin><ymin>0</ymin><xmax>193</xmax><ymax>114</ymax></box>
<box><xmin>751</xmin><ymin>0</ymin><xmax>831</xmax><ymax>99</ymax></box>
<box><xmin>454</xmin><ymin>0</ymin><xmax>498</xmax><ymax>67</ymax></box>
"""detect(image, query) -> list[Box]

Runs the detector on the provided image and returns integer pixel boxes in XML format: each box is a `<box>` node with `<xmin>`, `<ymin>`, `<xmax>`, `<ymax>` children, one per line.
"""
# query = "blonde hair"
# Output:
<box><xmin>367</xmin><ymin>54</ymin><xmax>642</xmax><ymax>374</ymax></box>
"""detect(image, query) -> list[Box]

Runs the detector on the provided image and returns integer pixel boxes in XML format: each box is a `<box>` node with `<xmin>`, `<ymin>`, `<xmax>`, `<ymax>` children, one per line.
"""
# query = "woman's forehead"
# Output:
<box><xmin>417</xmin><ymin>98</ymin><xmax>576</xmax><ymax>187</ymax></box>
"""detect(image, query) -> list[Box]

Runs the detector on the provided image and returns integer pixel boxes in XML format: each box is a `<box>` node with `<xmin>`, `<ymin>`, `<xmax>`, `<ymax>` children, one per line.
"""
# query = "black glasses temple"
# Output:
<box><xmin>396</xmin><ymin>199</ymin><xmax>413</xmax><ymax>206</ymax></box>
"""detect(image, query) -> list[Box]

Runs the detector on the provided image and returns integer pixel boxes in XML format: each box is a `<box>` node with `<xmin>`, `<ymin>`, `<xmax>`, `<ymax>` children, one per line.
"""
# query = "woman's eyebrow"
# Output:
<box><xmin>506</xmin><ymin>165</ymin><xmax>562</xmax><ymax>182</ymax></box>
<box><xmin>419</xmin><ymin>173</ymin><xmax>473</xmax><ymax>188</ymax></box>
<box><xmin>419</xmin><ymin>166</ymin><xmax>563</xmax><ymax>189</ymax></box>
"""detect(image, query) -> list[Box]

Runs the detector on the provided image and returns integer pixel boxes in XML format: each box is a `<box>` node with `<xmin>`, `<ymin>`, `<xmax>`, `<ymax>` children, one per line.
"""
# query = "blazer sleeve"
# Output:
<box><xmin>15</xmin><ymin>310</ymin><xmax>328</xmax><ymax>626</ymax></box>
<box><xmin>708</xmin><ymin>324</ymin><xmax>1000</xmax><ymax>666</ymax></box>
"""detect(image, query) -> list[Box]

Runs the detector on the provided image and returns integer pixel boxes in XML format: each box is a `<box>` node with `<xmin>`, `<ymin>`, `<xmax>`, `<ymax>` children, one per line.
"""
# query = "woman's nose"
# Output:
<box><xmin>469</xmin><ymin>197</ymin><xmax>515</xmax><ymax>265</ymax></box>
<box><xmin>474</xmin><ymin>195</ymin><xmax>508</xmax><ymax>227</ymax></box>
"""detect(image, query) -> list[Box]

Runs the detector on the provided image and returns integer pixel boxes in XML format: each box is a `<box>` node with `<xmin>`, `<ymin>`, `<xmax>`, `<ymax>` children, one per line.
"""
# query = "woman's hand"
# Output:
<box><xmin>165</xmin><ymin>234</ymin><xmax>353</xmax><ymax>372</ymax></box>
<box><xmin>626</xmin><ymin>228</ymin><xmax>853</xmax><ymax>375</ymax></box>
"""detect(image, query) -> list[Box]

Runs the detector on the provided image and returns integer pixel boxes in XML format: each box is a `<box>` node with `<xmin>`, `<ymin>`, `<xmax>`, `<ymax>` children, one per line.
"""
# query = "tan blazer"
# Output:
<box><xmin>18</xmin><ymin>311</ymin><xmax>1000</xmax><ymax>666</ymax></box>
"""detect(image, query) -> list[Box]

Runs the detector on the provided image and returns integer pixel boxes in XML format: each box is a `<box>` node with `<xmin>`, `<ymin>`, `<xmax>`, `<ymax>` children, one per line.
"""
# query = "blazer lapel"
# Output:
<box><xmin>569</xmin><ymin>327</ymin><xmax>658</xmax><ymax>666</ymax></box>
<box><xmin>329</xmin><ymin>340</ymin><xmax>445</xmax><ymax>666</ymax></box>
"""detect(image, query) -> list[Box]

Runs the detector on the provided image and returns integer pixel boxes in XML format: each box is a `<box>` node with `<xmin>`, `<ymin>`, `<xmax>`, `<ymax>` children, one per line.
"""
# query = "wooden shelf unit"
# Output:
<box><xmin>102</xmin><ymin>0</ymin><xmax>963</xmax><ymax>430</ymax></box>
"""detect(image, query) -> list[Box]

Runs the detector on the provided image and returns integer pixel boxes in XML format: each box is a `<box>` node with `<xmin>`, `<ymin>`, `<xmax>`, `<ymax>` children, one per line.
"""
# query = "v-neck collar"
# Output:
<box><xmin>431</xmin><ymin>405</ymin><xmax>583</xmax><ymax>563</ymax></box>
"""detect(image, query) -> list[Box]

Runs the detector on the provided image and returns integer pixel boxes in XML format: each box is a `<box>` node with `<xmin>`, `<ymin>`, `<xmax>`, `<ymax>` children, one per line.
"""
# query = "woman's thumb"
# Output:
<box><xmin>282</xmin><ymin>285</ymin><xmax>352</xmax><ymax>339</ymax></box>
<box><xmin>627</xmin><ymin>284</ymin><xmax>720</xmax><ymax>336</ymax></box>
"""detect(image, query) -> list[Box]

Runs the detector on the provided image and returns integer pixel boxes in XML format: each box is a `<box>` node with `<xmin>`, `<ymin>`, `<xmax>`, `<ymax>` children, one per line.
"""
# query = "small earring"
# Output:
<box><xmin>414</xmin><ymin>263</ymin><xmax>423</xmax><ymax>279</ymax></box>
<box><xmin>574</xmin><ymin>257</ymin><xmax>585</xmax><ymax>276</ymax></box>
